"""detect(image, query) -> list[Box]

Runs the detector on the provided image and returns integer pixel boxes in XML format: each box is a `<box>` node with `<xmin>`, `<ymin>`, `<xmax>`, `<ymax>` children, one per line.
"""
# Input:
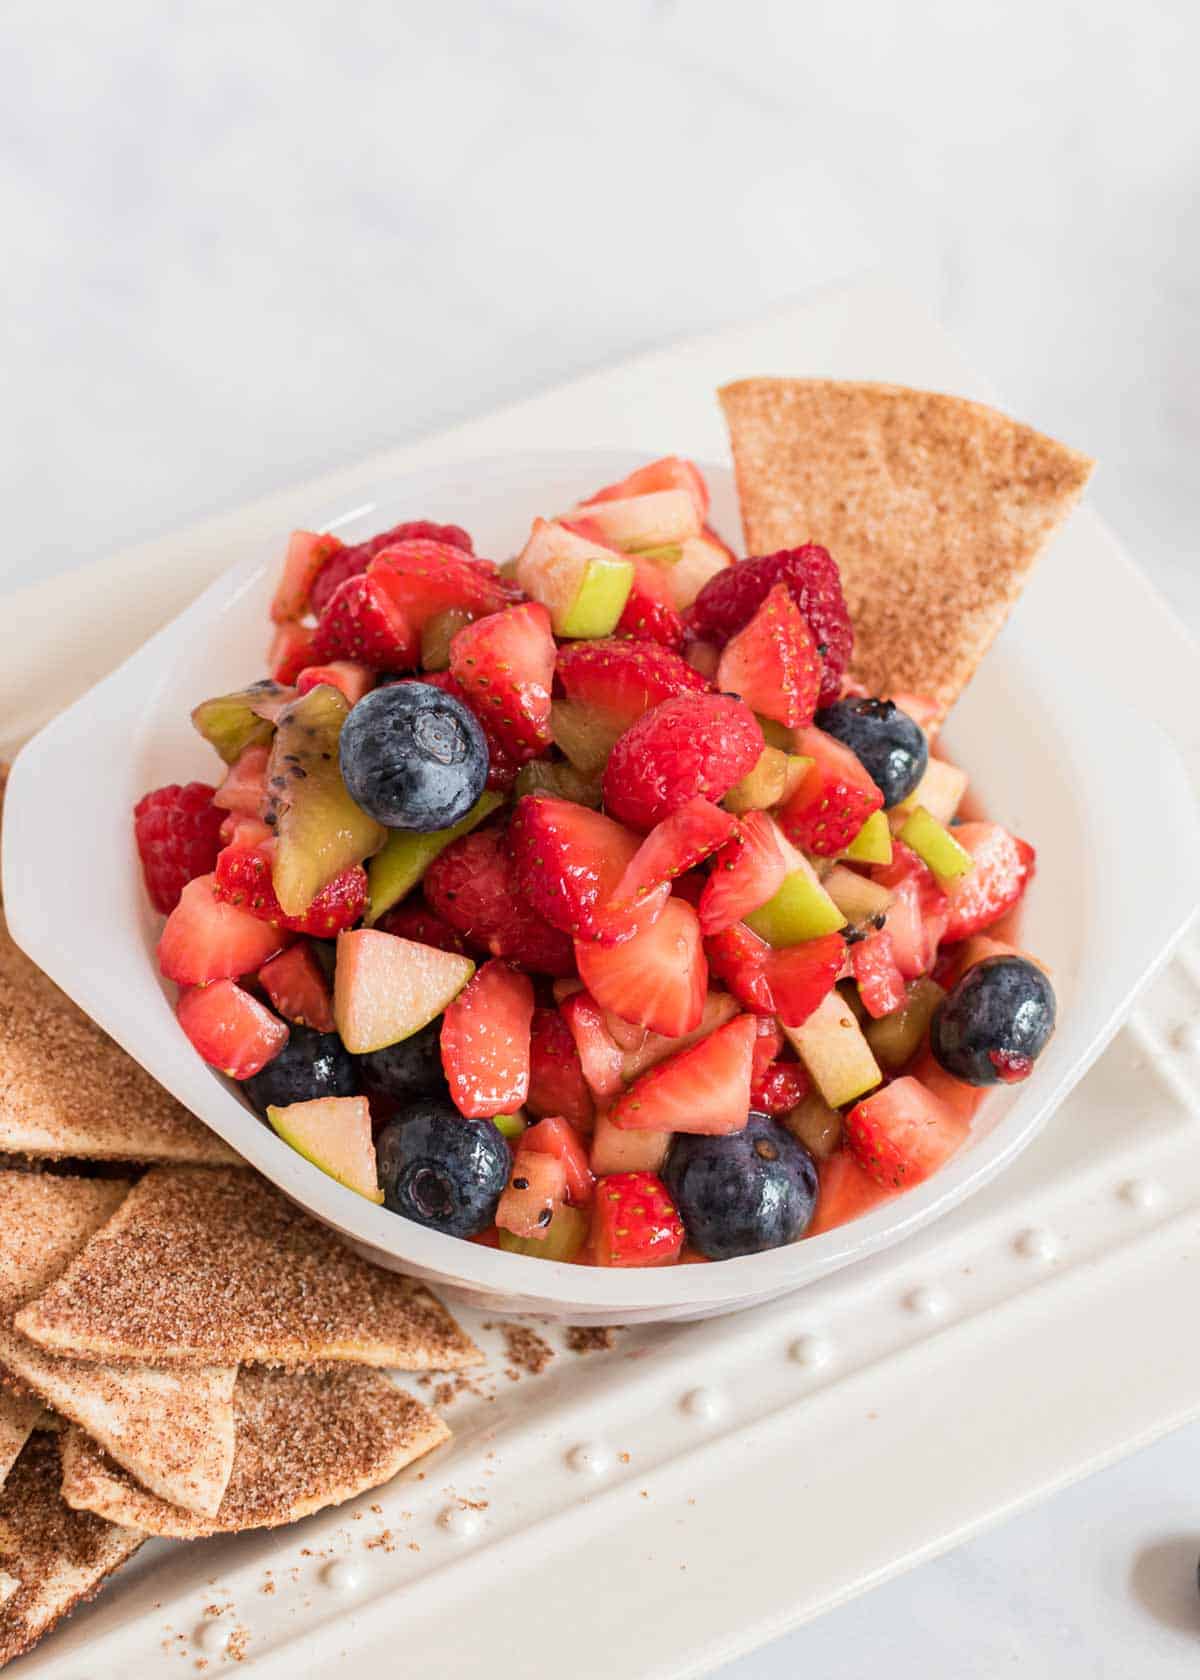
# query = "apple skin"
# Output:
<box><xmin>898</xmin><ymin>805</ymin><xmax>974</xmax><ymax>882</ymax></box>
<box><xmin>843</xmin><ymin>808</ymin><xmax>894</xmax><ymax>865</ymax></box>
<box><xmin>744</xmin><ymin>861</ymin><xmax>846</xmax><ymax>946</ymax></box>
<box><xmin>559</xmin><ymin>554</ymin><xmax>634</xmax><ymax>637</ymax></box>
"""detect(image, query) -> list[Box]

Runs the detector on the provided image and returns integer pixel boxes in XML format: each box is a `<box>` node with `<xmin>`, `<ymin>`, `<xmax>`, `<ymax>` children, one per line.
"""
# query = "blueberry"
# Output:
<box><xmin>376</xmin><ymin>1100</ymin><xmax>510</xmax><ymax>1237</ymax></box>
<box><xmin>339</xmin><ymin>683</ymin><xmax>487</xmax><ymax>831</ymax></box>
<box><xmin>813</xmin><ymin>697</ymin><xmax>928</xmax><ymax>808</ymax></box>
<box><xmin>357</xmin><ymin>1017</ymin><xmax>448</xmax><ymax>1104</ymax></box>
<box><xmin>241</xmin><ymin>1026</ymin><xmax>359</xmax><ymax>1114</ymax></box>
<box><xmin>930</xmin><ymin>955</ymin><xmax>1056</xmax><ymax>1087</ymax></box>
<box><xmin>663</xmin><ymin>1114</ymin><xmax>818</xmax><ymax>1260</ymax></box>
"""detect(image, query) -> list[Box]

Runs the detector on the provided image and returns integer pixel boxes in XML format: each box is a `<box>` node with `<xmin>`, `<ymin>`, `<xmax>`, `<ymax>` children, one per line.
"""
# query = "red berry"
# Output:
<box><xmin>611</xmin><ymin>1014</ymin><xmax>756</xmax><ymax>1136</ymax></box>
<box><xmin>213</xmin><ymin>844</ymin><xmax>367</xmax><ymax>938</ymax></box>
<box><xmin>559</xmin><ymin>989</ymin><xmax>626</xmax><ymax>1100</ymax></box>
<box><xmin>698</xmin><ymin>810</ymin><xmax>789</xmax><ymax>937</ymax></box>
<box><xmin>706</xmin><ymin>924</ymin><xmax>844</xmax><ymax>1028</ymax></box>
<box><xmin>608</xmin><ymin>797</ymin><xmax>737</xmax><ymax>910</ymax></box>
<box><xmin>585</xmin><ymin>456</ymin><xmax>709</xmax><ymax>521</ymax></box>
<box><xmin>508</xmin><ymin>795</ymin><xmax>669</xmax><ymax>944</ymax></box>
<box><xmin>374</xmin><ymin>902</ymin><xmax>467</xmax><ymax>954</ymax></box>
<box><xmin>133</xmin><ymin>782</ymin><xmax>226</xmax><ymax>914</ymax></box>
<box><xmin>715</xmin><ymin>581</ymin><xmax>822</xmax><ymax>729</ymax></box>
<box><xmin>176</xmin><ymin>980</ymin><xmax>289</xmax><ymax>1079</ymax></box>
<box><xmin>849</xmin><ymin>929</ymin><xmax>907</xmax><ymax>1019</ymax></box>
<box><xmin>687</xmin><ymin>544</ymin><xmax>852</xmax><ymax>706</ymax></box>
<box><xmin>309</xmin><ymin>520</ymin><xmax>474</xmax><ymax>616</ymax></box>
<box><xmin>449</xmin><ymin>601</ymin><xmax>555</xmax><ymax>763</ymax></box>
<box><xmin>750</xmin><ymin>1061</ymin><xmax>810</xmax><ymax>1115</ymax></box>
<box><xmin>615</xmin><ymin>557</ymin><xmax>685</xmax><ymax>649</ymax></box>
<box><xmin>271</xmin><ymin>530</ymin><xmax>345</xmax><ymax>623</ymax></box>
<box><xmin>369</xmin><ymin>540</ymin><xmax>517</xmax><ymax>635</ymax></box>
<box><xmin>294</xmin><ymin>661</ymin><xmax>375</xmax><ymax>705</ymax></box>
<box><xmin>807</xmin><ymin>1149</ymin><xmax>896</xmax><ymax>1237</ymax></box>
<box><xmin>555</xmin><ymin>638</ymin><xmax>709</xmax><ymax>733</ymax></box>
<box><xmin>257</xmin><ymin>942</ymin><xmax>335</xmax><ymax>1032</ymax></box>
<box><xmin>311</xmin><ymin>572</ymin><xmax>417</xmax><ymax>668</ymax></box>
<box><xmin>158</xmin><ymin>874</ymin><xmax>291</xmax><ymax>986</ymax></box>
<box><xmin>423</xmin><ymin>822</ymin><xmax>575</xmax><ymax>976</ymax></box>
<box><xmin>416</xmin><ymin>671</ymin><xmax>523</xmax><ymax>792</ymax></box>
<box><xmin>939</xmin><ymin>823</ymin><xmax>1036</xmax><ymax>942</ymax></box>
<box><xmin>575</xmin><ymin>897</ymin><xmax>707</xmax><ymax>1039</ymax></box>
<box><xmin>602</xmin><ymin>694</ymin><xmax>763</xmax><ymax>831</ymax></box>
<box><xmin>844</xmin><ymin>1076</ymin><xmax>969</xmax><ymax>1190</ymax></box>
<box><xmin>521</xmin><ymin>1115</ymin><xmax>595</xmax><ymax>1204</ymax></box>
<box><xmin>527</xmin><ymin>1006</ymin><xmax>595</xmax><ymax>1130</ymax></box>
<box><xmin>591</xmin><ymin>1171</ymin><xmax>685</xmax><ymax>1267</ymax></box>
<box><xmin>777</xmin><ymin>726</ymin><xmax>884</xmax><ymax>857</ymax></box>
<box><xmin>440</xmin><ymin>959</ymin><xmax>535</xmax><ymax>1120</ymax></box>
<box><xmin>268</xmin><ymin>620</ymin><xmax>318</xmax><ymax>684</ymax></box>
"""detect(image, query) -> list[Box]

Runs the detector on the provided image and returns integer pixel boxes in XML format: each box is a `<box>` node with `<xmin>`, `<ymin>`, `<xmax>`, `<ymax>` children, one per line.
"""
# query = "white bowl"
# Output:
<box><xmin>5</xmin><ymin>451</ymin><xmax>1199</xmax><ymax>1323</ymax></box>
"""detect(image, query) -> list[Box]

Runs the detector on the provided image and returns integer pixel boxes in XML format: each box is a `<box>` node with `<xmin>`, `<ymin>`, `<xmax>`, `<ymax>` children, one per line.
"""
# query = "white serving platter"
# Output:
<box><xmin>4</xmin><ymin>279</ymin><xmax>1199</xmax><ymax>1678</ymax></box>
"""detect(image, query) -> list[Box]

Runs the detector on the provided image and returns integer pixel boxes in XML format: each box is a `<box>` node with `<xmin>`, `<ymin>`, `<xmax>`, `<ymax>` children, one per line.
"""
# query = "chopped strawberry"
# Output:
<box><xmin>295</xmin><ymin>661</ymin><xmax>375</xmax><ymax>705</ymax></box>
<box><xmin>158</xmin><ymin>874</ymin><xmax>290</xmax><ymax>985</ymax></box>
<box><xmin>311</xmin><ymin>573</ymin><xmax>417</xmax><ymax>669</ymax></box>
<box><xmin>415</xmin><ymin>670</ymin><xmax>523</xmax><ymax>792</ymax></box>
<box><xmin>751</xmin><ymin>1016</ymin><xmax>784</xmax><ymax>1079</ymax></box>
<box><xmin>560</xmin><ymin>989</ymin><xmax>626</xmax><ymax>1099</ymax></box>
<box><xmin>177</xmin><ymin>980</ymin><xmax>289</xmax><ymax>1079</ymax></box>
<box><xmin>218</xmin><ymin>813</ymin><xmax>273</xmax><ymax>849</ymax></box>
<box><xmin>521</xmin><ymin>1116</ymin><xmax>595</xmax><ymax>1204</ymax></box>
<box><xmin>609</xmin><ymin>797</ymin><xmax>737</xmax><ymax>909</ymax></box>
<box><xmin>908</xmin><ymin>1047</ymin><xmax>987</xmax><ymax>1125</ymax></box>
<box><xmin>449</xmin><ymin>600</ymin><xmax>555</xmax><ymax>762</ymax></box>
<box><xmin>705</xmin><ymin>921</ymin><xmax>777</xmax><ymax>1015</ymax></box>
<box><xmin>212</xmin><ymin>743</ymin><xmax>270</xmax><ymax>817</ymax></box>
<box><xmin>528</xmin><ymin>1007</ymin><xmax>595</xmax><ymax>1130</ymax></box>
<box><xmin>576</xmin><ymin>897</ymin><xmax>707</xmax><ymax>1038</ymax></box>
<box><xmin>615</xmin><ymin>556</ymin><xmax>685</xmax><ymax>648</ymax></box>
<box><xmin>874</xmin><ymin>843</ymin><xmax>948</xmax><ymax>978</ymax></box>
<box><xmin>374</xmin><ymin>902</ymin><xmax>467</xmax><ymax>954</ymax></box>
<box><xmin>806</xmin><ymin>1149</ymin><xmax>896</xmax><ymax>1237</ymax></box>
<box><xmin>369</xmin><ymin>539</ymin><xmax>517</xmax><ymax>635</ymax></box>
<box><xmin>268</xmin><ymin>621</ymin><xmax>318</xmax><ymax>685</ymax></box>
<box><xmin>850</xmin><ymin>928</ymin><xmax>907</xmax><ymax>1018</ymax></box>
<box><xmin>698</xmin><ymin>810</ymin><xmax>788</xmax><ymax>936</ymax></box>
<box><xmin>778</xmin><ymin>726</ymin><xmax>884</xmax><ymax>856</ymax></box>
<box><xmin>844</xmin><ymin>1075</ymin><xmax>970</xmax><ymax>1190</ymax></box>
<box><xmin>612</xmin><ymin>1013</ymin><xmax>755</xmax><ymax>1135</ymax></box>
<box><xmin>940</xmin><ymin>822</ymin><xmax>1036</xmax><ymax>942</ymax></box>
<box><xmin>584</xmin><ymin>455</ymin><xmax>710</xmax><ymax>521</ymax></box>
<box><xmin>750</xmin><ymin>1061</ymin><xmax>810</xmax><ymax>1115</ymax></box>
<box><xmin>309</xmin><ymin>520</ymin><xmax>475</xmax><ymax>616</ymax></box>
<box><xmin>686</xmin><ymin>543</ymin><xmax>852</xmax><ymax>707</ymax></box>
<box><xmin>271</xmin><ymin>530</ymin><xmax>345</xmax><ymax>623</ymax></box>
<box><xmin>602</xmin><ymin>694</ymin><xmax>763</xmax><ymax>831</ymax></box>
<box><xmin>440</xmin><ymin>958</ymin><xmax>534</xmax><ymax>1119</ymax></box>
<box><xmin>496</xmin><ymin>1151</ymin><xmax>568</xmax><ymax>1239</ymax></box>
<box><xmin>509</xmin><ymin>795</ymin><xmax>670</xmax><ymax>944</ymax></box>
<box><xmin>715</xmin><ymin>582</ymin><xmax>822</xmax><ymax>728</ymax></box>
<box><xmin>765</xmin><ymin>933</ymin><xmax>844</xmax><ymax>1028</ymax></box>
<box><xmin>591</xmin><ymin>1171</ymin><xmax>685</xmax><ymax>1267</ymax></box>
<box><xmin>133</xmin><ymin>782</ymin><xmax>225</xmax><ymax>915</ymax></box>
<box><xmin>257</xmin><ymin>942</ymin><xmax>335</xmax><ymax>1032</ymax></box>
<box><xmin>422</xmin><ymin>822</ymin><xmax>575</xmax><ymax>975</ymax></box>
<box><xmin>213</xmin><ymin>844</ymin><xmax>368</xmax><ymax>937</ymax></box>
<box><xmin>555</xmin><ymin>638</ymin><xmax>709</xmax><ymax>735</ymax></box>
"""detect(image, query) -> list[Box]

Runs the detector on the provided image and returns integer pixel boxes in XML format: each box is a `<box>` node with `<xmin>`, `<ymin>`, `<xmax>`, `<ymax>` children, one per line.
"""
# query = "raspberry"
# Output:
<box><xmin>374</xmin><ymin>902</ymin><xmax>467</xmax><ymax>953</ymax></box>
<box><xmin>749</xmin><ymin>1061</ymin><xmax>810</xmax><ymax>1115</ymax></box>
<box><xmin>601</xmin><ymin>694</ymin><xmax>763</xmax><ymax>831</ymax></box>
<box><xmin>133</xmin><ymin>783</ymin><xmax>225</xmax><ymax>915</ymax></box>
<box><xmin>423</xmin><ymin>824</ymin><xmax>575</xmax><ymax>976</ymax></box>
<box><xmin>686</xmin><ymin>544</ymin><xmax>852</xmax><ymax>706</ymax></box>
<box><xmin>309</xmin><ymin>520</ymin><xmax>474</xmax><ymax>616</ymax></box>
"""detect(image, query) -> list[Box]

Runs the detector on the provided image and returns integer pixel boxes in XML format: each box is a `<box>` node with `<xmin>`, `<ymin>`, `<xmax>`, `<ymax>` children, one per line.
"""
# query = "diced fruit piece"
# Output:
<box><xmin>521</xmin><ymin>1116</ymin><xmax>595</xmax><ymax>1205</ymax></box>
<box><xmin>777</xmin><ymin>726</ymin><xmax>885</xmax><ymax>856</ymax></box>
<box><xmin>423</xmin><ymin>823</ymin><xmax>576</xmax><ymax>976</ymax></box>
<box><xmin>615</xmin><ymin>555</ymin><xmax>685</xmax><ymax>648</ymax></box>
<box><xmin>898</xmin><ymin>806</ymin><xmax>974</xmax><ymax>882</ymax></box>
<box><xmin>743</xmin><ymin>849</ymin><xmax>847</xmax><ymax>947</ymax></box>
<box><xmin>374</xmin><ymin>902</ymin><xmax>467</xmax><ymax>954</ymax></box>
<box><xmin>528</xmin><ymin>1008</ymin><xmax>594</xmax><ymax>1129</ymax></box>
<box><xmin>603</xmin><ymin>694</ymin><xmax>763</xmax><ymax>831</ymax></box>
<box><xmin>750</xmin><ymin>1060</ymin><xmax>810</xmax><ymax>1115</ymax></box>
<box><xmin>664</xmin><ymin>1114</ymin><xmax>819</xmax><ymax>1259</ymax></box>
<box><xmin>514</xmin><ymin>519</ymin><xmax>634</xmax><ymax>637</ymax></box>
<box><xmin>822</xmin><ymin>865</ymin><xmax>893</xmax><ymax>925</ymax></box>
<box><xmin>571</xmin><ymin>489</ymin><xmax>701</xmax><ymax>551</ymax></box>
<box><xmin>271</xmin><ymin>530</ymin><xmax>345</xmax><ymax>623</ymax></box>
<box><xmin>133</xmin><ymin>781</ymin><xmax>225</xmax><ymax>915</ymax></box>
<box><xmin>219</xmin><ymin>813</ymin><xmax>273</xmax><ymax>848</ymax></box>
<box><xmin>560</xmin><ymin>990</ymin><xmax>626</xmax><ymax>1099</ymax></box>
<box><xmin>873</xmin><ymin>844</ymin><xmax>949</xmax><ymax>979</ymax></box>
<box><xmin>841</xmin><ymin>808</ymin><xmax>893</xmax><ymax>865</ymax></box>
<box><xmin>716</xmin><ymin>583</ymin><xmax>822</xmax><ymax>729</ymax></box>
<box><xmin>782</xmin><ymin>1091</ymin><xmax>843</xmax><ymax>1160</ymax></box>
<box><xmin>610</xmin><ymin>798</ymin><xmax>737</xmax><ymax>909</ymax></box>
<box><xmin>576</xmin><ymin>897</ymin><xmax>707</xmax><ymax>1039</ymax></box>
<box><xmin>930</xmin><ymin>954</ymin><xmax>1056</xmax><ymax>1086</ymax></box>
<box><xmin>781</xmin><ymin>988</ymin><xmax>883</xmax><ymax>1108</ymax></box>
<box><xmin>909</xmin><ymin>1047</ymin><xmax>987</xmax><ymax>1125</ymax></box>
<box><xmin>420</xmin><ymin>608</ymin><xmax>475</xmax><ymax>671</ymax></box>
<box><xmin>813</xmin><ymin>698</ymin><xmax>929</xmax><ymax>809</ymax></box>
<box><xmin>765</xmin><ymin>933</ymin><xmax>845</xmax><ymax>1029</ymax></box>
<box><xmin>369</xmin><ymin>539</ymin><xmax>515</xmax><ymax>635</ymax></box>
<box><xmin>214</xmin><ymin>844</ymin><xmax>368</xmax><ymax>937</ymax></box>
<box><xmin>269</xmin><ymin>621</ymin><xmax>317</xmax><ymax>685</ymax></box>
<box><xmin>309</xmin><ymin>520</ymin><xmax>475</xmax><ymax>617</ymax></box>
<box><xmin>618</xmin><ymin>991</ymin><xmax>742</xmax><ymax>1084</ymax></box>
<box><xmin>509</xmin><ymin>795</ymin><xmax>669</xmax><ymax>943</ymax></box>
<box><xmin>845</xmin><ymin>1075</ymin><xmax>969</xmax><ymax>1189</ymax></box>
<box><xmin>492</xmin><ymin>1112</ymin><xmax>528</xmax><ymax>1140</ymax></box>
<box><xmin>683</xmin><ymin>636</ymin><xmax>720</xmax><ymax>678</ymax></box>
<box><xmin>158</xmin><ymin>875</ymin><xmax>290</xmax><ymax>985</ymax></box>
<box><xmin>496</xmin><ymin>1151</ymin><xmax>567</xmax><ymax>1239</ymax></box>
<box><xmin>585</xmin><ymin>456</ymin><xmax>710</xmax><ymax>521</ymax></box>
<box><xmin>866</xmin><ymin>976</ymin><xmax>946</xmax><ymax>1070</ymax></box>
<box><xmin>258</xmin><ymin>942</ymin><xmax>336</xmax><ymax>1032</ymax></box>
<box><xmin>940</xmin><ymin>823</ymin><xmax>1036</xmax><ymax>942</ymax></box>
<box><xmin>591</xmin><ymin>1171</ymin><xmax>685</xmax><ymax>1267</ymax></box>
<box><xmin>266</xmin><ymin>684</ymin><xmax>386</xmax><ymax>918</ymax></box>
<box><xmin>213</xmin><ymin>743</ymin><xmax>270</xmax><ymax>817</ymax></box>
<box><xmin>612</xmin><ymin>1014</ymin><xmax>755</xmax><ymax>1135</ymax></box>
<box><xmin>549</xmin><ymin>699</ymin><xmax>625</xmax><ymax>779</ymax></box>
<box><xmin>649</xmin><ymin>532</ymin><xmax>733</xmax><ymax>610</ymax></box>
<box><xmin>333</xmin><ymin>929</ymin><xmax>474</xmax><ymax>1054</ymax></box>
<box><xmin>449</xmin><ymin>601</ymin><xmax>555</xmax><ymax>762</ymax></box>
<box><xmin>513</xmin><ymin>758</ymin><xmax>602</xmax><ymax>808</ymax></box>
<box><xmin>752</xmin><ymin>1016</ymin><xmax>785</xmax><ymax>1078</ymax></box>
<box><xmin>498</xmin><ymin>1205</ymin><xmax>588</xmax><ymax>1261</ymax></box>
<box><xmin>805</xmin><ymin>1149</ymin><xmax>895</xmax><ymax>1236</ymax></box>
<box><xmin>266</xmin><ymin>1095</ymin><xmax>383</xmax><ymax>1202</ymax></box>
<box><xmin>849</xmin><ymin>929</ymin><xmax>907</xmax><ymax>1019</ymax></box>
<box><xmin>440</xmin><ymin>959</ymin><xmax>534</xmax><ymax>1119</ymax></box>
<box><xmin>295</xmin><ymin>661</ymin><xmax>375</xmax><ymax>705</ymax></box>
<box><xmin>589</xmin><ymin>1111</ymin><xmax>670</xmax><ymax>1177</ymax></box>
<box><xmin>192</xmin><ymin>680</ymin><xmax>291</xmax><ymax>765</ymax></box>
<box><xmin>895</xmin><ymin>757</ymin><xmax>968</xmax><ymax>826</ymax></box>
<box><xmin>311</xmin><ymin>572</ymin><xmax>418</xmax><ymax>668</ymax></box>
<box><xmin>376</xmin><ymin>1101</ymin><xmax>509</xmax><ymax>1237</ymax></box>
<box><xmin>176</xmin><ymin>980</ymin><xmax>289</xmax><ymax>1078</ymax></box>
<box><xmin>704</xmin><ymin>921</ymin><xmax>777</xmax><ymax>1014</ymax></box>
<box><xmin>723</xmin><ymin>746</ymin><xmax>793</xmax><ymax>815</ymax></box>
<box><xmin>366</xmin><ymin>792</ymin><xmax>502</xmax><ymax>925</ymax></box>
<box><xmin>698</xmin><ymin>810</ymin><xmax>787</xmax><ymax>936</ymax></box>
<box><xmin>556</xmin><ymin>637</ymin><xmax>709</xmax><ymax>733</ymax></box>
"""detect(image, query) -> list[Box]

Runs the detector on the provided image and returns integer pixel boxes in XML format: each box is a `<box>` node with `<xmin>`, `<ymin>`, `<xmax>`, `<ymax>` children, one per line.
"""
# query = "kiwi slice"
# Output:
<box><xmin>191</xmin><ymin>679</ymin><xmax>292</xmax><ymax>765</ymax></box>
<box><xmin>498</xmin><ymin>1204</ymin><xmax>588</xmax><ymax>1261</ymax></box>
<box><xmin>865</xmin><ymin>977</ymin><xmax>946</xmax><ymax>1070</ymax></box>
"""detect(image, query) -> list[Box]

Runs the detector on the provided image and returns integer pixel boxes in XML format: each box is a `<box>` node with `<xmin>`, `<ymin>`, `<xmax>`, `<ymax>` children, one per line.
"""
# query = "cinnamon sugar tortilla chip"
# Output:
<box><xmin>719</xmin><ymin>379</ymin><xmax>1094</xmax><ymax>721</ymax></box>
<box><xmin>17</xmin><ymin>1167</ymin><xmax>482</xmax><ymax>1372</ymax></box>
<box><xmin>60</xmin><ymin>1364</ymin><xmax>450</xmax><ymax>1539</ymax></box>
<box><xmin>0</xmin><ymin>1173</ymin><xmax>236</xmax><ymax>1517</ymax></box>
<box><xmin>0</xmin><ymin>1433</ymin><xmax>142</xmax><ymax>1669</ymax></box>
<box><xmin>0</xmin><ymin>908</ymin><xmax>241</xmax><ymax>1166</ymax></box>
<box><xmin>0</xmin><ymin>1388</ymin><xmax>41</xmax><ymax>1492</ymax></box>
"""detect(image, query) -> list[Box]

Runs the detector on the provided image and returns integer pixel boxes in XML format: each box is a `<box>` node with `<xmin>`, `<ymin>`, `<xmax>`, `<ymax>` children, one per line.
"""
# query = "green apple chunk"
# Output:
<box><xmin>571</xmin><ymin>489</ymin><xmax>700</xmax><ymax>551</ymax></box>
<box><xmin>822</xmin><ymin>865</ymin><xmax>894</xmax><ymax>925</ymax></box>
<box><xmin>515</xmin><ymin>520</ymin><xmax>633</xmax><ymax>637</ymax></box>
<box><xmin>191</xmin><ymin>679</ymin><xmax>292</xmax><ymax>765</ymax></box>
<box><xmin>267</xmin><ymin>1095</ymin><xmax>383</xmax><ymax>1203</ymax></box>
<box><xmin>782</xmin><ymin>990</ymin><xmax>883</xmax><ymax>1109</ymax></box>
<box><xmin>841</xmin><ymin>808</ymin><xmax>894</xmax><ymax>865</ymax></box>
<box><xmin>550</xmin><ymin>699</ymin><xmax>626</xmax><ymax>779</ymax></box>
<box><xmin>898</xmin><ymin>805</ymin><xmax>974</xmax><ymax>882</ymax></box>
<box><xmin>334</xmin><ymin>929</ymin><xmax>475</xmax><ymax>1054</ymax></box>
<box><xmin>513</xmin><ymin>759</ymin><xmax>603</xmax><ymax>808</ymax></box>
<box><xmin>267</xmin><ymin>685</ymin><xmax>386</xmax><ymax>918</ymax></box>
<box><xmin>866</xmin><ymin>977</ymin><xmax>946</xmax><ymax>1071</ymax></box>
<box><xmin>492</xmin><ymin>1111</ymin><xmax>528</xmax><ymax>1140</ymax></box>
<box><xmin>781</xmin><ymin>1090</ymin><xmax>844</xmax><ymax>1159</ymax></box>
<box><xmin>420</xmin><ymin>608</ymin><xmax>475</xmax><ymax>671</ymax></box>
<box><xmin>724</xmin><ymin>746</ymin><xmax>793</xmax><ymax>814</ymax></box>
<box><xmin>498</xmin><ymin>1204</ymin><xmax>588</xmax><ymax>1261</ymax></box>
<box><xmin>366</xmin><ymin>791</ymin><xmax>503</xmax><ymax>925</ymax></box>
<box><xmin>744</xmin><ymin>850</ymin><xmax>846</xmax><ymax>945</ymax></box>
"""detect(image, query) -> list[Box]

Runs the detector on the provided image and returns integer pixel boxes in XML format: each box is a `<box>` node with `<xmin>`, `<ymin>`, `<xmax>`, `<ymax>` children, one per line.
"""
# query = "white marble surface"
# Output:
<box><xmin>3</xmin><ymin>2</ymin><xmax>1199</xmax><ymax>1674</ymax></box>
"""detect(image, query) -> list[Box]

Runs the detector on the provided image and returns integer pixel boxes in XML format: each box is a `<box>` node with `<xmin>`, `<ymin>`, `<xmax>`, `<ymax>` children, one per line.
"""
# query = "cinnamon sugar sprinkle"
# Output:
<box><xmin>565</xmin><ymin>1326</ymin><xmax>620</xmax><ymax>1355</ymax></box>
<box><xmin>483</xmin><ymin>1323</ymin><xmax>554</xmax><ymax>1377</ymax></box>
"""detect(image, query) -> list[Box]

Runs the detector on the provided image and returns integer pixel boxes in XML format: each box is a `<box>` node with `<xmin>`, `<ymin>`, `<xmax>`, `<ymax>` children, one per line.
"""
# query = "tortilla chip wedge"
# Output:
<box><xmin>17</xmin><ymin>1166</ymin><xmax>481</xmax><ymax>1372</ymax></box>
<box><xmin>719</xmin><ymin>379</ymin><xmax>1094</xmax><ymax>721</ymax></box>
<box><xmin>60</xmin><ymin>1364</ymin><xmax>450</xmax><ymax>1539</ymax></box>
<box><xmin>0</xmin><ymin>1173</ymin><xmax>236</xmax><ymax>1517</ymax></box>
<box><xmin>0</xmin><ymin>1433</ymin><xmax>142</xmax><ymax>1669</ymax></box>
<box><xmin>0</xmin><ymin>1388</ymin><xmax>41</xmax><ymax>1495</ymax></box>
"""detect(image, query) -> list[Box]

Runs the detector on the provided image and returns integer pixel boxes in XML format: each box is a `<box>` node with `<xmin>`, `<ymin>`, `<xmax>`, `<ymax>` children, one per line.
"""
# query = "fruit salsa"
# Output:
<box><xmin>135</xmin><ymin>455</ymin><xmax>1054</xmax><ymax>1267</ymax></box>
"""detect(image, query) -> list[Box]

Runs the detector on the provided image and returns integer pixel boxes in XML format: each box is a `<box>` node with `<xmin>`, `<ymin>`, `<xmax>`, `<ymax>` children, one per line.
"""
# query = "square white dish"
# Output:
<box><xmin>5</xmin><ymin>447</ymin><xmax>1199</xmax><ymax>1324</ymax></box>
